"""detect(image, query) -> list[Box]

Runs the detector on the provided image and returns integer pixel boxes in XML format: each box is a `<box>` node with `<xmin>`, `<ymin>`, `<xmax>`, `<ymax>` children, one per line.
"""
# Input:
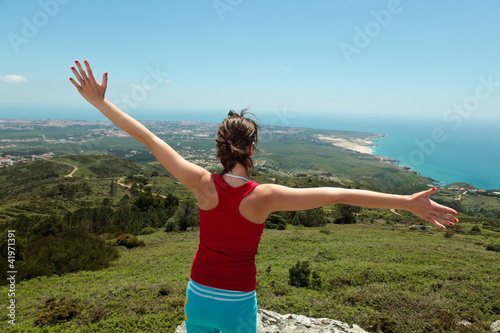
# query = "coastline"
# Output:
<box><xmin>315</xmin><ymin>134</ymin><xmax>384</xmax><ymax>155</ymax></box>
<box><xmin>315</xmin><ymin>133</ymin><xmax>434</xmax><ymax>181</ymax></box>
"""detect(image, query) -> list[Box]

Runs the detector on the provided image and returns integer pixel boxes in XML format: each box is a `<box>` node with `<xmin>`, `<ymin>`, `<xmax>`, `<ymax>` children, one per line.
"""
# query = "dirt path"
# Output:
<box><xmin>52</xmin><ymin>160</ymin><xmax>79</xmax><ymax>177</ymax></box>
<box><xmin>390</xmin><ymin>209</ymin><xmax>401</xmax><ymax>216</ymax></box>
<box><xmin>116</xmin><ymin>177</ymin><xmax>166</xmax><ymax>198</ymax></box>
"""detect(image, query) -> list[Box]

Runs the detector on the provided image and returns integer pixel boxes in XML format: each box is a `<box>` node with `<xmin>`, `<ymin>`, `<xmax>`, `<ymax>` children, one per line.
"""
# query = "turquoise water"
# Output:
<box><xmin>1</xmin><ymin>106</ymin><xmax>499</xmax><ymax>190</ymax></box>
<box><xmin>284</xmin><ymin>113</ymin><xmax>500</xmax><ymax>190</ymax></box>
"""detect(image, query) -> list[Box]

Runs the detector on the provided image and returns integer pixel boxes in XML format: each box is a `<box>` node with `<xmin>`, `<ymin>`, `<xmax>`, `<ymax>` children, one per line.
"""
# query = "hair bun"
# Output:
<box><xmin>228</xmin><ymin>110</ymin><xmax>239</xmax><ymax>118</ymax></box>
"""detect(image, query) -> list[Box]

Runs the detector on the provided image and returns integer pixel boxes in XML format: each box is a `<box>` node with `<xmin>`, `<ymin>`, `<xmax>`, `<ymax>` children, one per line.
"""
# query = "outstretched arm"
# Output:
<box><xmin>256</xmin><ymin>185</ymin><xmax>458</xmax><ymax>229</ymax></box>
<box><xmin>69</xmin><ymin>60</ymin><xmax>210</xmax><ymax>191</ymax></box>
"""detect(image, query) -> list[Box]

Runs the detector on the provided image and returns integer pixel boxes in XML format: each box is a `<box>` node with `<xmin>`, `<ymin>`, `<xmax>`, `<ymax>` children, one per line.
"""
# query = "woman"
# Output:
<box><xmin>70</xmin><ymin>60</ymin><xmax>458</xmax><ymax>333</ymax></box>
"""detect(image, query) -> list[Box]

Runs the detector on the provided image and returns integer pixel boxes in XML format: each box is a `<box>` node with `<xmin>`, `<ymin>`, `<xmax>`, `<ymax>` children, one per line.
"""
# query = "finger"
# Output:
<box><xmin>431</xmin><ymin>215</ymin><xmax>455</xmax><ymax>227</ymax></box>
<box><xmin>75</xmin><ymin>60</ymin><xmax>88</xmax><ymax>82</ymax></box>
<box><xmin>433</xmin><ymin>201</ymin><xmax>458</xmax><ymax>216</ymax></box>
<box><xmin>428</xmin><ymin>218</ymin><xmax>446</xmax><ymax>230</ymax></box>
<box><xmin>422</xmin><ymin>187</ymin><xmax>437</xmax><ymax>198</ymax></box>
<box><xmin>69</xmin><ymin>77</ymin><xmax>80</xmax><ymax>89</ymax></box>
<box><xmin>84</xmin><ymin>60</ymin><xmax>96</xmax><ymax>82</ymax></box>
<box><xmin>434</xmin><ymin>210</ymin><xmax>458</xmax><ymax>223</ymax></box>
<box><xmin>102</xmin><ymin>72</ymin><xmax>108</xmax><ymax>91</ymax></box>
<box><xmin>71</xmin><ymin>66</ymin><xmax>84</xmax><ymax>85</ymax></box>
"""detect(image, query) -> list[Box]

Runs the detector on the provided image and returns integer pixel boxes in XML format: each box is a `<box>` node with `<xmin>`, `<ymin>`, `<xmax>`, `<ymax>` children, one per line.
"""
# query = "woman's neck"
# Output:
<box><xmin>226</xmin><ymin>163</ymin><xmax>249</xmax><ymax>179</ymax></box>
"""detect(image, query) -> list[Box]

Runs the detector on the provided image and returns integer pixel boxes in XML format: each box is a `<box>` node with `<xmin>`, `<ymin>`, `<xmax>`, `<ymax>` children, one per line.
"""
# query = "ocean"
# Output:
<box><xmin>1</xmin><ymin>105</ymin><xmax>499</xmax><ymax>190</ymax></box>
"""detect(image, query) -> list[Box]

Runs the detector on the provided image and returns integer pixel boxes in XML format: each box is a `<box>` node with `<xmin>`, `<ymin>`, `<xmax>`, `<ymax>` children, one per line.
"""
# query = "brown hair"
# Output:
<box><xmin>215</xmin><ymin>108</ymin><xmax>260</xmax><ymax>174</ymax></box>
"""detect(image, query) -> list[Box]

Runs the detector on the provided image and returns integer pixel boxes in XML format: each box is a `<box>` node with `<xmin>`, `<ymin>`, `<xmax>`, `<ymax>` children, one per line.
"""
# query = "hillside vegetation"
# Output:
<box><xmin>1</xmin><ymin>148</ymin><xmax>500</xmax><ymax>332</ymax></box>
<box><xmin>1</xmin><ymin>225</ymin><xmax>499</xmax><ymax>332</ymax></box>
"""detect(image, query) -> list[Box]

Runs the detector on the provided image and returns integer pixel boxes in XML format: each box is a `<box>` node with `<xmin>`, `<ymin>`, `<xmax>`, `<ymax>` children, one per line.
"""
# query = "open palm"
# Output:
<box><xmin>408</xmin><ymin>187</ymin><xmax>458</xmax><ymax>229</ymax></box>
<box><xmin>69</xmin><ymin>60</ymin><xmax>108</xmax><ymax>107</ymax></box>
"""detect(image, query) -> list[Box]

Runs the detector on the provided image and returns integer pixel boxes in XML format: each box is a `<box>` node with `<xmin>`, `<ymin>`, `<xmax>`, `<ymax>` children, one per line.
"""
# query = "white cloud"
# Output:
<box><xmin>278</xmin><ymin>66</ymin><xmax>293</xmax><ymax>72</ymax></box>
<box><xmin>0</xmin><ymin>75</ymin><xmax>27</xmax><ymax>83</ymax></box>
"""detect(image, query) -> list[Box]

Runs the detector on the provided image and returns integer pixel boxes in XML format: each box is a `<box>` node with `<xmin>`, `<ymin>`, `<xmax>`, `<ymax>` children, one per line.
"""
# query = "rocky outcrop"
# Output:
<box><xmin>175</xmin><ymin>309</ymin><xmax>368</xmax><ymax>332</ymax></box>
<box><xmin>491</xmin><ymin>320</ymin><xmax>500</xmax><ymax>333</ymax></box>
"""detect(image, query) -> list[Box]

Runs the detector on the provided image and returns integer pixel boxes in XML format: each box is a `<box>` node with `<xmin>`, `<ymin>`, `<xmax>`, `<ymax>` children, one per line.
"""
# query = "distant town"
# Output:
<box><xmin>0</xmin><ymin>118</ymin><xmax>294</xmax><ymax>170</ymax></box>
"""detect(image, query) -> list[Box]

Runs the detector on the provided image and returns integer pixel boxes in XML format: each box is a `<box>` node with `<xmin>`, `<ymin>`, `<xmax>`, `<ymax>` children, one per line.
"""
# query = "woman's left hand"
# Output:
<box><xmin>69</xmin><ymin>60</ymin><xmax>107</xmax><ymax>107</ymax></box>
<box><xmin>407</xmin><ymin>187</ymin><xmax>458</xmax><ymax>229</ymax></box>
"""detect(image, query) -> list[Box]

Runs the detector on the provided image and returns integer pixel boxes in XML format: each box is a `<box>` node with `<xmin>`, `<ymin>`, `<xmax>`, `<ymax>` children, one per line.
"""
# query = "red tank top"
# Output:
<box><xmin>190</xmin><ymin>174</ymin><xmax>264</xmax><ymax>292</ymax></box>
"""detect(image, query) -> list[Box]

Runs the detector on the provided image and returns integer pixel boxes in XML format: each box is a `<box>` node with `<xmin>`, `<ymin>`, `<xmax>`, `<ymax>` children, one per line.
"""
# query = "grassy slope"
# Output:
<box><xmin>0</xmin><ymin>155</ymin><xmax>168</xmax><ymax>223</ymax></box>
<box><xmin>1</xmin><ymin>225</ymin><xmax>499</xmax><ymax>332</ymax></box>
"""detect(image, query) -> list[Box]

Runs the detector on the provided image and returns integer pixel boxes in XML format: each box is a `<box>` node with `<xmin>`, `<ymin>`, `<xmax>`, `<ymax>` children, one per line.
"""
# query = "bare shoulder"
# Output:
<box><xmin>195</xmin><ymin>172</ymin><xmax>218</xmax><ymax>210</ymax></box>
<box><xmin>253</xmin><ymin>183</ymin><xmax>293</xmax><ymax>196</ymax></box>
<box><xmin>251</xmin><ymin>183</ymin><xmax>287</xmax><ymax>201</ymax></box>
<box><xmin>248</xmin><ymin>183</ymin><xmax>287</xmax><ymax>208</ymax></box>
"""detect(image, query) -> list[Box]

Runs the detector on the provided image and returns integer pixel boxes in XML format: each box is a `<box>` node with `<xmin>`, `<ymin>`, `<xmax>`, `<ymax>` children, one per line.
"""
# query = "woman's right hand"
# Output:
<box><xmin>69</xmin><ymin>60</ymin><xmax>108</xmax><ymax>107</ymax></box>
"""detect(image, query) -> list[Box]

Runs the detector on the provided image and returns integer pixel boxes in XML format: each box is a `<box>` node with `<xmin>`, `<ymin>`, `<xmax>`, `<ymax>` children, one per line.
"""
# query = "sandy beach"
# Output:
<box><xmin>315</xmin><ymin>134</ymin><xmax>378</xmax><ymax>155</ymax></box>
<box><xmin>315</xmin><ymin>134</ymin><xmax>418</xmax><ymax>174</ymax></box>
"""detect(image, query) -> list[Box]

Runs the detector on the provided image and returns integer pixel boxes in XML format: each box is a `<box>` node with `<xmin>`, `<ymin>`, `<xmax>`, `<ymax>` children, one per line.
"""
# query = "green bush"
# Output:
<box><xmin>140</xmin><ymin>227</ymin><xmax>156</xmax><ymax>235</ymax></box>
<box><xmin>368</xmin><ymin>315</ymin><xmax>398</xmax><ymax>333</ymax></box>
<box><xmin>113</xmin><ymin>233</ymin><xmax>145</xmax><ymax>248</ymax></box>
<box><xmin>289</xmin><ymin>261</ymin><xmax>311</xmax><ymax>288</ymax></box>
<box><xmin>334</xmin><ymin>204</ymin><xmax>360</xmax><ymax>224</ymax></box>
<box><xmin>174</xmin><ymin>199</ymin><xmax>199</xmax><ymax>231</ymax></box>
<box><xmin>470</xmin><ymin>225</ymin><xmax>481</xmax><ymax>233</ymax></box>
<box><xmin>35</xmin><ymin>297</ymin><xmax>79</xmax><ymax>326</ymax></box>
<box><xmin>485</xmin><ymin>243</ymin><xmax>500</xmax><ymax>252</ymax></box>
<box><xmin>164</xmin><ymin>217</ymin><xmax>179</xmax><ymax>232</ymax></box>
<box><xmin>311</xmin><ymin>271</ymin><xmax>322</xmax><ymax>290</ymax></box>
<box><xmin>266</xmin><ymin>213</ymin><xmax>286</xmax><ymax>230</ymax></box>
<box><xmin>1</xmin><ymin>215</ymin><xmax>119</xmax><ymax>284</ymax></box>
<box><xmin>126</xmin><ymin>236</ymin><xmax>145</xmax><ymax>248</ymax></box>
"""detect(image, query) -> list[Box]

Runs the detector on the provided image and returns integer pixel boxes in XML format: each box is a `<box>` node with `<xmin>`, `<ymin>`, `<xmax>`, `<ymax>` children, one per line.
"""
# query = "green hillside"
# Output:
<box><xmin>1</xmin><ymin>149</ymin><xmax>499</xmax><ymax>332</ymax></box>
<box><xmin>1</xmin><ymin>225</ymin><xmax>499</xmax><ymax>332</ymax></box>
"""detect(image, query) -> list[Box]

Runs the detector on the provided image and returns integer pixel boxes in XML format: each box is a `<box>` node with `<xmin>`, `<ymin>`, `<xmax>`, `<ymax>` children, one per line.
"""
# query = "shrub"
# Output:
<box><xmin>368</xmin><ymin>315</ymin><xmax>398</xmax><ymax>333</ymax></box>
<box><xmin>486</xmin><ymin>243</ymin><xmax>500</xmax><ymax>252</ymax></box>
<box><xmin>126</xmin><ymin>236</ymin><xmax>145</xmax><ymax>248</ymax></box>
<box><xmin>28</xmin><ymin>215</ymin><xmax>65</xmax><ymax>236</ymax></box>
<box><xmin>1</xmin><ymin>217</ymin><xmax>119</xmax><ymax>285</ymax></box>
<box><xmin>113</xmin><ymin>233</ymin><xmax>145</xmax><ymax>248</ymax></box>
<box><xmin>470</xmin><ymin>225</ymin><xmax>481</xmax><ymax>233</ymax></box>
<box><xmin>311</xmin><ymin>271</ymin><xmax>322</xmax><ymax>290</ymax></box>
<box><xmin>164</xmin><ymin>217</ymin><xmax>179</xmax><ymax>232</ymax></box>
<box><xmin>113</xmin><ymin>233</ymin><xmax>134</xmax><ymax>246</ymax></box>
<box><xmin>23</xmin><ymin>227</ymin><xmax>119</xmax><ymax>281</ymax></box>
<box><xmin>157</xmin><ymin>285</ymin><xmax>171</xmax><ymax>297</ymax></box>
<box><xmin>265</xmin><ymin>214</ymin><xmax>286</xmax><ymax>230</ymax></box>
<box><xmin>289</xmin><ymin>261</ymin><xmax>311</xmax><ymax>288</ymax></box>
<box><xmin>35</xmin><ymin>297</ymin><xmax>79</xmax><ymax>326</ymax></box>
<box><xmin>174</xmin><ymin>199</ymin><xmax>199</xmax><ymax>231</ymax></box>
<box><xmin>334</xmin><ymin>204</ymin><xmax>360</xmax><ymax>224</ymax></box>
<box><xmin>140</xmin><ymin>227</ymin><xmax>156</xmax><ymax>235</ymax></box>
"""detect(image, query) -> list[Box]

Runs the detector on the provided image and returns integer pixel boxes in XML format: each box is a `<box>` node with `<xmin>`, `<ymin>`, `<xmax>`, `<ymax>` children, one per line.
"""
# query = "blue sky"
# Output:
<box><xmin>1</xmin><ymin>0</ymin><xmax>499</xmax><ymax>121</ymax></box>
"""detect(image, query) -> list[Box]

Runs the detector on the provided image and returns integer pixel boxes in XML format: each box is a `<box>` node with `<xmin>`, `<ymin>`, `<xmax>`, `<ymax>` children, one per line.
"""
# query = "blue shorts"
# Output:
<box><xmin>184</xmin><ymin>279</ymin><xmax>257</xmax><ymax>333</ymax></box>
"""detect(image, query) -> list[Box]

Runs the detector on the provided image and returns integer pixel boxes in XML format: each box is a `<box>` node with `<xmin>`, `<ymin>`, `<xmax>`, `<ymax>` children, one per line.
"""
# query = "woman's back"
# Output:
<box><xmin>191</xmin><ymin>174</ymin><xmax>264</xmax><ymax>292</ymax></box>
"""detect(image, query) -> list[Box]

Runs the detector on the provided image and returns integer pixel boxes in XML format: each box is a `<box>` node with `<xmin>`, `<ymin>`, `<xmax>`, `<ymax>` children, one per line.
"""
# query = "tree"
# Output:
<box><xmin>265</xmin><ymin>214</ymin><xmax>286</xmax><ymax>230</ymax></box>
<box><xmin>109</xmin><ymin>179</ymin><xmax>117</xmax><ymax>198</ymax></box>
<box><xmin>334</xmin><ymin>204</ymin><xmax>361</xmax><ymax>224</ymax></box>
<box><xmin>289</xmin><ymin>261</ymin><xmax>311</xmax><ymax>288</ymax></box>
<box><xmin>172</xmin><ymin>199</ymin><xmax>199</xmax><ymax>231</ymax></box>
